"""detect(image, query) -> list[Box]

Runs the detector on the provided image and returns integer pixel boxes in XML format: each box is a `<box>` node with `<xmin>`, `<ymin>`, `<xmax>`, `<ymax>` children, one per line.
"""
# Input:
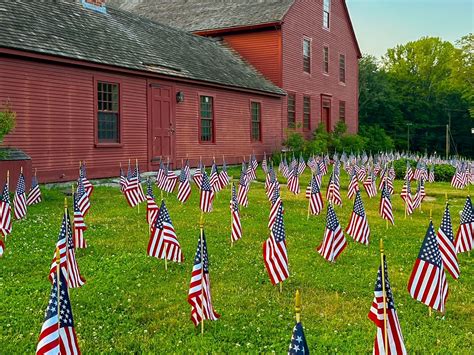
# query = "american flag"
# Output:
<box><xmin>193</xmin><ymin>161</ymin><xmax>203</xmax><ymax>189</ymax></box>
<box><xmin>156</xmin><ymin>161</ymin><xmax>166</xmax><ymax>190</ymax></box>
<box><xmin>379</xmin><ymin>181</ymin><xmax>394</xmax><ymax>225</ymax></box>
<box><xmin>36</xmin><ymin>271</ymin><xmax>80</xmax><ymax>355</ymax></box>
<box><xmin>263</xmin><ymin>203</ymin><xmax>289</xmax><ymax>285</ymax></box>
<box><xmin>437</xmin><ymin>204</ymin><xmax>460</xmax><ymax>279</ymax></box>
<box><xmin>287</xmin><ymin>165</ymin><xmax>300</xmax><ymax>195</ymax></box>
<box><xmin>119</xmin><ymin>166</ymin><xmax>127</xmax><ymax>192</ymax></box>
<box><xmin>363</xmin><ymin>171</ymin><xmax>377</xmax><ymax>198</ymax></box>
<box><xmin>317</xmin><ymin>205</ymin><xmax>347</xmax><ymax>262</ymax></box>
<box><xmin>268</xmin><ymin>185</ymin><xmax>282</xmax><ymax>230</ymax></box>
<box><xmin>280</xmin><ymin>157</ymin><xmax>290</xmax><ymax>178</ymax></box>
<box><xmin>306</xmin><ymin>175</ymin><xmax>323</xmax><ymax>216</ymax></box>
<box><xmin>219</xmin><ymin>159</ymin><xmax>230</xmax><ymax>189</ymax></box>
<box><xmin>412</xmin><ymin>178</ymin><xmax>426</xmax><ymax>209</ymax></box>
<box><xmin>428</xmin><ymin>165</ymin><xmax>435</xmax><ymax>183</ymax></box>
<box><xmin>76</xmin><ymin>176</ymin><xmax>91</xmax><ymax>216</ymax></box>
<box><xmin>345</xmin><ymin>190</ymin><xmax>370</xmax><ymax>245</ymax></box>
<box><xmin>177</xmin><ymin>160</ymin><xmax>191</xmax><ymax>204</ymax></box>
<box><xmin>407</xmin><ymin>221</ymin><xmax>448</xmax><ymax>312</ymax></box>
<box><xmin>326</xmin><ymin>169</ymin><xmax>342</xmax><ymax>206</ymax></box>
<box><xmin>237</xmin><ymin>162</ymin><xmax>249</xmax><ymax>207</ymax></box>
<box><xmin>389</xmin><ymin>164</ymin><xmax>396</xmax><ymax>181</ymax></box>
<box><xmin>187</xmin><ymin>231</ymin><xmax>220</xmax><ymax>326</ymax></box>
<box><xmin>230</xmin><ymin>183</ymin><xmax>242</xmax><ymax>242</ymax></box>
<box><xmin>319</xmin><ymin>158</ymin><xmax>328</xmax><ymax>176</ymax></box>
<box><xmin>413</xmin><ymin>160</ymin><xmax>424</xmax><ymax>181</ymax></box>
<box><xmin>247</xmin><ymin>155</ymin><xmax>257</xmax><ymax>182</ymax></box>
<box><xmin>347</xmin><ymin>168</ymin><xmax>359</xmax><ymax>200</ymax></box>
<box><xmin>210</xmin><ymin>162</ymin><xmax>221</xmax><ymax>193</ymax></box>
<box><xmin>357</xmin><ymin>165</ymin><xmax>367</xmax><ymax>181</ymax></box>
<box><xmin>0</xmin><ymin>181</ymin><xmax>12</xmax><ymax>236</ymax></box>
<box><xmin>400</xmin><ymin>174</ymin><xmax>413</xmax><ymax>215</ymax></box>
<box><xmin>26</xmin><ymin>174</ymin><xmax>42</xmax><ymax>206</ymax></box>
<box><xmin>368</xmin><ymin>255</ymin><xmax>406</xmax><ymax>355</ymax></box>
<box><xmin>307</xmin><ymin>155</ymin><xmax>316</xmax><ymax>171</ymax></box>
<box><xmin>288</xmin><ymin>322</ymin><xmax>309</xmax><ymax>354</ymax></box>
<box><xmin>404</xmin><ymin>162</ymin><xmax>413</xmax><ymax>181</ymax></box>
<box><xmin>297</xmin><ymin>155</ymin><xmax>306</xmax><ymax>175</ymax></box>
<box><xmin>146</xmin><ymin>178</ymin><xmax>159</xmax><ymax>228</ymax></box>
<box><xmin>265</xmin><ymin>165</ymin><xmax>278</xmax><ymax>201</ymax></box>
<box><xmin>73</xmin><ymin>192</ymin><xmax>87</xmax><ymax>249</ymax></box>
<box><xmin>147</xmin><ymin>200</ymin><xmax>183</xmax><ymax>263</ymax></box>
<box><xmin>261</xmin><ymin>152</ymin><xmax>268</xmax><ymax>174</ymax></box>
<box><xmin>13</xmin><ymin>172</ymin><xmax>27</xmax><ymax>220</ymax></box>
<box><xmin>200</xmin><ymin>170</ymin><xmax>215</xmax><ymax>213</ymax></box>
<box><xmin>163</xmin><ymin>163</ymin><xmax>178</xmax><ymax>193</ymax></box>
<box><xmin>124</xmin><ymin>165</ymin><xmax>146</xmax><ymax>207</ymax></box>
<box><xmin>49</xmin><ymin>210</ymin><xmax>85</xmax><ymax>288</ymax></box>
<box><xmin>455</xmin><ymin>196</ymin><xmax>473</xmax><ymax>254</ymax></box>
<box><xmin>80</xmin><ymin>162</ymin><xmax>93</xmax><ymax>197</ymax></box>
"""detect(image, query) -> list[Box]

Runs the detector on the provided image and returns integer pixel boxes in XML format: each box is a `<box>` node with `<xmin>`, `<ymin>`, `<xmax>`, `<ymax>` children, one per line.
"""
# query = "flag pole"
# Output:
<box><xmin>230</xmin><ymin>182</ymin><xmax>234</xmax><ymax>247</ymax></box>
<box><xmin>136</xmin><ymin>159</ymin><xmax>140</xmax><ymax>214</ymax></box>
<box><xmin>199</xmin><ymin>212</ymin><xmax>205</xmax><ymax>335</ymax></box>
<box><xmin>379</xmin><ymin>238</ymin><xmax>388</xmax><ymax>353</ymax></box>
<box><xmin>55</xmin><ymin>245</ymin><xmax>61</xmax><ymax>329</ymax></box>
<box><xmin>295</xmin><ymin>289</ymin><xmax>301</xmax><ymax>323</ymax></box>
<box><xmin>5</xmin><ymin>170</ymin><xmax>9</xmax><ymax>242</ymax></box>
<box><xmin>307</xmin><ymin>174</ymin><xmax>312</xmax><ymax>220</ymax></box>
<box><xmin>429</xmin><ymin>208</ymin><xmax>433</xmax><ymax>316</ymax></box>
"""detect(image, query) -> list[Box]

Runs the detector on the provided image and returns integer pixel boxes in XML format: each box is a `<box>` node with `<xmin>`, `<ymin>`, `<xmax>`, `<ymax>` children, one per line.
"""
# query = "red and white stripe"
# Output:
<box><xmin>363</xmin><ymin>175</ymin><xmax>377</xmax><ymax>198</ymax></box>
<box><xmin>73</xmin><ymin>210</ymin><xmax>87</xmax><ymax>249</ymax></box>
<box><xmin>287</xmin><ymin>173</ymin><xmax>300</xmax><ymax>195</ymax></box>
<box><xmin>379</xmin><ymin>195</ymin><xmax>394</xmax><ymax>226</ymax></box>
<box><xmin>200</xmin><ymin>190</ymin><xmax>214</xmax><ymax>213</ymax></box>
<box><xmin>164</xmin><ymin>171</ymin><xmax>178</xmax><ymax>193</ymax></box>
<box><xmin>437</xmin><ymin>228</ymin><xmax>460</xmax><ymax>280</ymax></box>
<box><xmin>49</xmin><ymin>241</ymin><xmax>85</xmax><ymax>289</ymax></box>
<box><xmin>230</xmin><ymin>206</ymin><xmax>242</xmax><ymax>243</ymax></box>
<box><xmin>262</xmin><ymin>236</ymin><xmax>289</xmax><ymax>285</ymax></box>
<box><xmin>187</xmin><ymin>264</ymin><xmax>220</xmax><ymax>326</ymax></box>
<box><xmin>26</xmin><ymin>185</ymin><xmax>42</xmax><ymax>206</ymax></box>
<box><xmin>237</xmin><ymin>184</ymin><xmax>249</xmax><ymax>208</ymax></box>
<box><xmin>36</xmin><ymin>313</ymin><xmax>60</xmax><ymax>355</ymax></box>
<box><xmin>147</xmin><ymin>222</ymin><xmax>183</xmax><ymax>263</ymax></box>
<box><xmin>0</xmin><ymin>239</ymin><xmax>4</xmax><ymax>257</ymax></box>
<box><xmin>455</xmin><ymin>223</ymin><xmax>473</xmax><ymax>253</ymax></box>
<box><xmin>347</xmin><ymin>174</ymin><xmax>359</xmax><ymax>200</ymax></box>
<box><xmin>146</xmin><ymin>195</ymin><xmax>159</xmax><ymax>228</ymax></box>
<box><xmin>14</xmin><ymin>191</ymin><xmax>27</xmax><ymax>220</ymax></box>
<box><xmin>177</xmin><ymin>179</ymin><xmax>191</xmax><ymax>203</ymax></box>
<box><xmin>0</xmin><ymin>201</ymin><xmax>12</xmax><ymax>236</ymax></box>
<box><xmin>346</xmin><ymin>213</ymin><xmax>370</xmax><ymax>246</ymax></box>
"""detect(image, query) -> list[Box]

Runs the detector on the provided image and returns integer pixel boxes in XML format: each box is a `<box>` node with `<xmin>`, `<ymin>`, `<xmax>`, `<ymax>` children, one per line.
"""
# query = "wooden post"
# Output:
<box><xmin>55</xmin><ymin>246</ymin><xmax>61</xmax><ymax>327</ymax></box>
<box><xmin>379</xmin><ymin>239</ymin><xmax>388</xmax><ymax>354</ymax></box>
<box><xmin>279</xmin><ymin>282</ymin><xmax>283</xmax><ymax>293</ymax></box>
<box><xmin>295</xmin><ymin>289</ymin><xmax>301</xmax><ymax>323</ymax></box>
<box><xmin>199</xmin><ymin>212</ymin><xmax>205</xmax><ymax>335</ymax></box>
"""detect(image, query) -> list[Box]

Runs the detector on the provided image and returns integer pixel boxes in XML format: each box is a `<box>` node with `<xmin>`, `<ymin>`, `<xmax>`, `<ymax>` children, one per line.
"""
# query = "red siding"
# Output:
<box><xmin>0</xmin><ymin>56</ymin><xmax>282</xmax><ymax>183</ymax></box>
<box><xmin>221</xmin><ymin>29</ymin><xmax>282</xmax><ymax>87</ymax></box>
<box><xmin>282</xmin><ymin>0</ymin><xmax>359</xmax><ymax>135</ymax></box>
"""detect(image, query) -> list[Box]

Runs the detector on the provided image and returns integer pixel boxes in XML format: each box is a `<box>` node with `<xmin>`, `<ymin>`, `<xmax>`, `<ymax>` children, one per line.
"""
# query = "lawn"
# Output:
<box><xmin>0</xmin><ymin>168</ymin><xmax>472</xmax><ymax>353</ymax></box>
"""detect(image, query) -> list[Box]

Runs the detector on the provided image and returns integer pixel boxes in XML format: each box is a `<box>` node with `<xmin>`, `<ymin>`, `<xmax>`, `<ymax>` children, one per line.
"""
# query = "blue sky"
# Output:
<box><xmin>346</xmin><ymin>0</ymin><xmax>473</xmax><ymax>57</ymax></box>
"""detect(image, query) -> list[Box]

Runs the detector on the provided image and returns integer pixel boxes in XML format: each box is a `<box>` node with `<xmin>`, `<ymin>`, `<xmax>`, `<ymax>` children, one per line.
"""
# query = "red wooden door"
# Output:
<box><xmin>321</xmin><ymin>97</ymin><xmax>331</xmax><ymax>132</ymax></box>
<box><xmin>150</xmin><ymin>84</ymin><xmax>175</xmax><ymax>166</ymax></box>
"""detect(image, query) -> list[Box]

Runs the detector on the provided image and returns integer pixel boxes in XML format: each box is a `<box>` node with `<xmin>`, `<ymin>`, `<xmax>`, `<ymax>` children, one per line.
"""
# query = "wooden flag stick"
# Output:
<box><xmin>379</xmin><ymin>239</ymin><xmax>389</xmax><ymax>354</ymax></box>
<box><xmin>279</xmin><ymin>282</ymin><xmax>283</xmax><ymax>293</ymax></box>
<box><xmin>307</xmin><ymin>174</ymin><xmax>312</xmax><ymax>220</ymax></box>
<box><xmin>5</xmin><ymin>170</ymin><xmax>9</xmax><ymax>242</ymax></box>
<box><xmin>230</xmin><ymin>183</ymin><xmax>234</xmax><ymax>247</ymax></box>
<box><xmin>55</xmin><ymin>246</ymin><xmax>61</xmax><ymax>328</ymax></box>
<box><xmin>136</xmin><ymin>159</ymin><xmax>140</xmax><ymax>214</ymax></box>
<box><xmin>199</xmin><ymin>212</ymin><xmax>205</xmax><ymax>335</ymax></box>
<box><xmin>295</xmin><ymin>289</ymin><xmax>301</xmax><ymax>323</ymax></box>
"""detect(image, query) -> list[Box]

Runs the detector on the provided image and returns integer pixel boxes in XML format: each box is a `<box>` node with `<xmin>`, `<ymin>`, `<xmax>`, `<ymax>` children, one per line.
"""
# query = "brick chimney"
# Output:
<box><xmin>81</xmin><ymin>0</ymin><xmax>107</xmax><ymax>13</ymax></box>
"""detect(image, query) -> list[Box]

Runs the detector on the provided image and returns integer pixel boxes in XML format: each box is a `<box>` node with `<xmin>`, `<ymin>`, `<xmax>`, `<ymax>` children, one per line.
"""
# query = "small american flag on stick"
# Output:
<box><xmin>13</xmin><ymin>171</ymin><xmax>27</xmax><ymax>220</ymax></box>
<box><xmin>218</xmin><ymin>157</ymin><xmax>230</xmax><ymax>189</ymax></box>
<box><xmin>26</xmin><ymin>171</ymin><xmax>42</xmax><ymax>206</ymax></box>
<box><xmin>379</xmin><ymin>181</ymin><xmax>394</xmax><ymax>225</ymax></box>
<box><xmin>407</xmin><ymin>221</ymin><xmax>448</xmax><ymax>312</ymax></box>
<box><xmin>0</xmin><ymin>178</ymin><xmax>12</xmax><ymax>236</ymax></box>
<box><xmin>306</xmin><ymin>174</ymin><xmax>323</xmax><ymax>216</ymax></box>
<box><xmin>80</xmin><ymin>161</ymin><xmax>93</xmax><ymax>197</ymax></box>
<box><xmin>230</xmin><ymin>183</ymin><xmax>242</xmax><ymax>243</ymax></box>
<box><xmin>73</xmin><ymin>191</ymin><xmax>87</xmax><ymax>249</ymax></box>
<box><xmin>455</xmin><ymin>196</ymin><xmax>473</xmax><ymax>254</ymax></box>
<box><xmin>187</xmin><ymin>228</ymin><xmax>220</xmax><ymax>326</ymax></box>
<box><xmin>237</xmin><ymin>162</ymin><xmax>249</xmax><ymax>207</ymax></box>
<box><xmin>177</xmin><ymin>160</ymin><xmax>191</xmax><ymax>204</ymax></box>
<box><xmin>200</xmin><ymin>169</ymin><xmax>215</xmax><ymax>213</ymax></box>
<box><xmin>146</xmin><ymin>178</ymin><xmax>159</xmax><ymax>228</ymax></box>
<box><xmin>317</xmin><ymin>204</ymin><xmax>347</xmax><ymax>262</ymax></box>
<box><xmin>437</xmin><ymin>203</ymin><xmax>460</xmax><ymax>279</ymax></box>
<box><xmin>345</xmin><ymin>190</ymin><xmax>370</xmax><ymax>245</ymax></box>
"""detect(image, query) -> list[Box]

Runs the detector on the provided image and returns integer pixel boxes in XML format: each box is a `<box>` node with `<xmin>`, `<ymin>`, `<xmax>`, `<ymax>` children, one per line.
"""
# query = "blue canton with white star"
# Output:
<box><xmin>272</xmin><ymin>204</ymin><xmax>286</xmax><ymax>242</ymax></box>
<box><xmin>194</xmin><ymin>232</ymin><xmax>209</xmax><ymax>273</ymax></box>
<box><xmin>418</xmin><ymin>222</ymin><xmax>442</xmax><ymax>267</ymax></box>
<box><xmin>289</xmin><ymin>322</ymin><xmax>309</xmax><ymax>354</ymax></box>
<box><xmin>374</xmin><ymin>256</ymin><xmax>395</xmax><ymax>310</ymax></box>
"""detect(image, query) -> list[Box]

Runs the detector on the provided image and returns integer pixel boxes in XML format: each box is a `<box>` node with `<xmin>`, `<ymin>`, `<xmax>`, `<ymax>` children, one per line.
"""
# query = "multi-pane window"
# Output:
<box><xmin>339</xmin><ymin>100</ymin><xmax>346</xmax><ymax>122</ymax></box>
<box><xmin>323</xmin><ymin>0</ymin><xmax>330</xmax><ymax>29</ymax></box>
<box><xmin>287</xmin><ymin>94</ymin><xmax>296</xmax><ymax>128</ymax></box>
<box><xmin>251</xmin><ymin>101</ymin><xmax>261</xmax><ymax>141</ymax></box>
<box><xmin>200</xmin><ymin>96</ymin><xmax>214</xmax><ymax>142</ymax></box>
<box><xmin>323</xmin><ymin>46</ymin><xmax>329</xmax><ymax>73</ymax></box>
<box><xmin>97</xmin><ymin>81</ymin><xmax>120</xmax><ymax>143</ymax></box>
<box><xmin>303</xmin><ymin>96</ymin><xmax>311</xmax><ymax>130</ymax></box>
<box><xmin>303</xmin><ymin>38</ymin><xmax>311</xmax><ymax>73</ymax></box>
<box><xmin>339</xmin><ymin>54</ymin><xmax>346</xmax><ymax>83</ymax></box>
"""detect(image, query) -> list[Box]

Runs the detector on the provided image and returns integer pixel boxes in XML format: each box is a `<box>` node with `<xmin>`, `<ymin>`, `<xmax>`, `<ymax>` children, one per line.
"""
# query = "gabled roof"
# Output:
<box><xmin>0</xmin><ymin>1</ymin><xmax>285</xmax><ymax>96</ymax></box>
<box><xmin>109</xmin><ymin>0</ymin><xmax>294</xmax><ymax>32</ymax></box>
<box><xmin>110</xmin><ymin>0</ymin><xmax>361</xmax><ymax>57</ymax></box>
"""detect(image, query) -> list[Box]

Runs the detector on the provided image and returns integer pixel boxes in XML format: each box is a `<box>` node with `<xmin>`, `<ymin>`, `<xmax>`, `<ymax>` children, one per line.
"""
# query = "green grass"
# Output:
<box><xmin>0</xmin><ymin>168</ymin><xmax>472</xmax><ymax>353</ymax></box>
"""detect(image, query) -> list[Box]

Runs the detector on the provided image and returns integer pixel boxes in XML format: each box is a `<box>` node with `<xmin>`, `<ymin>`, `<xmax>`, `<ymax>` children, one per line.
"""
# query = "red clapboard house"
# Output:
<box><xmin>0</xmin><ymin>0</ymin><xmax>285</xmax><ymax>183</ymax></box>
<box><xmin>111</xmin><ymin>0</ymin><xmax>362</xmax><ymax>136</ymax></box>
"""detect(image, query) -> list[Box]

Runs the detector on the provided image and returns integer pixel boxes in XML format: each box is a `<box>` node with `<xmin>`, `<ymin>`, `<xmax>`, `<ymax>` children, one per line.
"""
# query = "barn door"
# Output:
<box><xmin>149</xmin><ymin>83</ymin><xmax>175</xmax><ymax>167</ymax></box>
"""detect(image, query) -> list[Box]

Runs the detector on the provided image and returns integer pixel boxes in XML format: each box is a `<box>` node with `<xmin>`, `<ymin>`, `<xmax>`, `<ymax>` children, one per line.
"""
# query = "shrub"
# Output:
<box><xmin>434</xmin><ymin>164</ymin><xmax>456</xmax><ymax>182</ymax></box>
<box><xmin>359</xmin><ymin>125</ymin><xmax>394</xmax><ymax>153</ymax></box>
<box><xmin>283</xmin><ymin>130</ymin><xmax>305</xmax><ymax>155</ymax></box>
<box><xmin>0</xmin><ymin>100</ymin><xmax>16</xmax><ymax>144</ymax></box>
<box><xmin>339</xmin><ymin>134</ymin><xmax>367</xmax><ymax>152</ymax></box>
<box><xmin>393</xmin><ymin>158</ymin><xmax>416</xmax><ymax>179</ymax></box>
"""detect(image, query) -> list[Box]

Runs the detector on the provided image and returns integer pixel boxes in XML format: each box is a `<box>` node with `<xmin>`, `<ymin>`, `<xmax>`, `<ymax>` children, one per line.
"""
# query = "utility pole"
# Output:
<box><xmin>406</xmin><ymin>123</ymin><xmax>412</xmax><ymax>152</ymax></box>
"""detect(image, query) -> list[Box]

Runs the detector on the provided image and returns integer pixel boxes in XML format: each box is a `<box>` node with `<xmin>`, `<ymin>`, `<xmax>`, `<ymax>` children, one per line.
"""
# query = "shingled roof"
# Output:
<box><xmin>109</xmin><ymin>0</ymin><xmax>294</xmax><ymax>32</ymax></box>
<box><xmin>0</xmin><ymin>1</ymin><xmax>285</xmax><ymax>96</ymax></box>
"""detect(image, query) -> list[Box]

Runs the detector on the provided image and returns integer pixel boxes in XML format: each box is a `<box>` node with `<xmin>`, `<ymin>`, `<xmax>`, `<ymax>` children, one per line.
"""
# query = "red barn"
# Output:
<box><xmin>112</xmin><ymin>0</ymin><xmax>362</xmax><ymax>136</ymax></box>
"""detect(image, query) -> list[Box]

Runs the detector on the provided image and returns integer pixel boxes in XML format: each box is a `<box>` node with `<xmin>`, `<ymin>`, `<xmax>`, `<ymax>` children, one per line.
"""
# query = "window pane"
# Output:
<box><xmin>97</xmin><ymin>81</ymin><xmax>120</xmax><ymax>143</ymax></box>
<box><xmin>200</xmin><ymin>96</ymin><xmax>214</xmax><ymax>142</ymax></box>
<box><xmin>98</xmin><ymin>112</ymin><xmax>118</xmax><ymax>142</ymax></box>
<box><xmin>251</xmin><ymin>102</ymin><xmax>261</xmax><ymax>141</ymax></box>
<box><xmin>201</xmin><ymin>119</ymin><xmax>213</xmax><ymax>142</ymax></box>
<box><xmin>339</xmin><ymin>101</ymin><xmax>346</xmax><ymax>122</ymax></box>
<box><xmin>323</xmin><ymin>12</ymin><xmax>329</xmax><ymax>28</ymax></box>
<box><xmin>287</xmin><ymin>94</ymin><xmax>295</xmax><ymax>128</ymax></box>
<box><xmin>339</xmin><ymin>55</ymin><xmax>346</xmax><ymax>82</ymax></box>
<box><xmin>303</xmin><ymin>96</ymin><xmax>310</xmax><ymax>130</ymax></box>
